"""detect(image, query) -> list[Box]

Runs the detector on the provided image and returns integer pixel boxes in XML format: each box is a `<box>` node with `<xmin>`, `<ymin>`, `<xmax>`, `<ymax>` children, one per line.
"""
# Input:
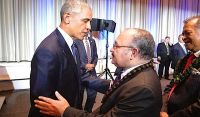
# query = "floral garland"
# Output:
<box><xmin>164</xmin><ymin>55</ymin><xmax>200</xmax><ymax>93</ymax></box>
<box><xmin>102</xmin><ymin>60</ymin><xmax>154</xmax><ymax>103</ymax></box>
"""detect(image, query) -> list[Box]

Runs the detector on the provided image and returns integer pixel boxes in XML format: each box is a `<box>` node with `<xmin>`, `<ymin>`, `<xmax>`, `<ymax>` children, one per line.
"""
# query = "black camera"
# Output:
<box><xmin>91</xmin><ymin>18</ymin><xmax>116</xmax><ymax>32</ymax></box>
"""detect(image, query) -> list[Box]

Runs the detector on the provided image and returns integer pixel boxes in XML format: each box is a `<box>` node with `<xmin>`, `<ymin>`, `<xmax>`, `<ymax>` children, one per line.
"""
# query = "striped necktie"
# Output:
<box><xmin>85</xmin><ymin>38</ymin><xmax>91</xmax><ymax>63</ymax></box>
<box><xmin>71</xmin><ymin>42</ymin><xmax>78</xmax><ymax>63</ymax></box>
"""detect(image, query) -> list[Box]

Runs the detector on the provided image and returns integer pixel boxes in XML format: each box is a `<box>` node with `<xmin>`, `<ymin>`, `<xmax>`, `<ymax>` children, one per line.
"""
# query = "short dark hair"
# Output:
<box><xmin>184</xmin><ymin>16</ymin><xmax>200</xmax><ymax>28</ymax></box>
<box><xmin>165</xmin><ymin>36</ymin><xmax>170</xmax><ymax>39</ymax></box>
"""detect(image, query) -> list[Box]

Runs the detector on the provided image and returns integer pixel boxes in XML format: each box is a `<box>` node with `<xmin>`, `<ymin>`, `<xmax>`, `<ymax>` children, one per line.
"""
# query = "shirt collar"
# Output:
<box><xmin>121</xmin><ymin>61</ymin><xmax>150</xmax><ymax>79</ymax></box>
<box><xmin>194</xmin><ymin>50</ymin><xmax>200</xmax><ymax>57</ymax></box>
<box><xmin>57</xmin><ymin>26</ymin><xmax>74</xmax><ymax>52</ymax></box>
<box><xmin>178</xmin><ymin>42</ymin><xmax>184</xmax><ymax>46</ymax></box>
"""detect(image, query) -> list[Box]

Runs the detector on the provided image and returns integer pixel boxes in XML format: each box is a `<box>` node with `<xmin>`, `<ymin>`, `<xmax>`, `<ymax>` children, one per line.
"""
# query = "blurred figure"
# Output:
<box><xmin>157</xmin><ymin>36</ymin><xmax>173</xmax><ymax>80</ymax></box>
<box><xmin>75</xmin><ymin>32</ymin><xmax>98</xmax><ymax>112</ymax></box>
<box><xmin>171</xmin><ymin>34</ymin><xmax>188</xmax><ymax>69</ymax></box>
<box><xmin>34</xmin><ymin>28</ymin><xmax>162</xmax><ymax>117</ymax></box>
<box><xmin>161</xmin><ymin>16</ymin><xmax>200</xmax><ymax>117</ymax></box>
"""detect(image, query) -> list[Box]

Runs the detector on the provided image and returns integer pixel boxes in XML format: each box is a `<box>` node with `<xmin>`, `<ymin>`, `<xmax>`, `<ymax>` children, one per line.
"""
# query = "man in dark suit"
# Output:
<box><xmin>171</xmin><ymin>34</ymin><xmax>188</xmax><ymax>69</ymax></box>
<box><xmin>161</xmin><ymin>16</ymin><xmax>200</xmax><ymax>117</ymax></box>
<box><xmin>28</xmin><ymin>1</ymin><xmax>93</xmax><ymax>117</ymax></box>
<box><xmin>75</xmin><ymin>33</ymin><xmax>98</xmax><ymax>112</ymax></box>
<box><xmin>157</xmin><ymin>36</ymin><xmax>173</xmax><ymax>80</ymax></box>
<box><xmin>34</xmin><ymin>28</ymin><xmax>162</xmax><ymax>117</ymax></box>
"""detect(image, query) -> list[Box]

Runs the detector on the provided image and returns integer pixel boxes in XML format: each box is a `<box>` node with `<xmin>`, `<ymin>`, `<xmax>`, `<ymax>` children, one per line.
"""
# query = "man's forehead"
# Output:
<box><xmin>115</xmin><ymin>36</ymin><xmax>130</xmax><ymax>45</ymax></box>
<box><xmin>183</xmin><ymin>24</ymin><xmax>195</xmax><ymax>31</ymax></box>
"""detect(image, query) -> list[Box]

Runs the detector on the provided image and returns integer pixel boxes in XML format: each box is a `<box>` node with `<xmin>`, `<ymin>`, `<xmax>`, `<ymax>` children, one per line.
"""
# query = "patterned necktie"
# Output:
<box><xmin>113</xmin><ymin>74</ymin><xmax>121</xmax><ymax>85</ymax></box>
<box><xmin>111</xmin><ymin>70</ymin><xmax>123</xmax><ymax>88</ymax></box>
<box><xmin>168</xmin><ymin>54</ymin><xmax>196</xmax><ymax>100</ymax></box>
<box><xmin>71</xmin><ymin>42</ymin><xmax>78</xmax><ymax>63</ymax></box>
<box><xmin>85</xmin><ymin>38</ymin><xmax>91</xmax><ymax>63</ymax></box>
<box><xmin>183</xmin><ymin>54</ymin><xmax>196</xmax><ymax>73</ymax></box>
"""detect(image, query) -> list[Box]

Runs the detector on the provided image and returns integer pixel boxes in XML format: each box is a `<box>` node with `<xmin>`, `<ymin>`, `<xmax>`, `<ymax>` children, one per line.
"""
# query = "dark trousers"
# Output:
<box><xmin>79</xmin><ymin>86</ymin><xmax>97</xmax><ymax>112</ymax></box>
<box><xmin>158</xmin><ymin>56</ymin><xmax>171</xmax><ymax>79</ymax></box>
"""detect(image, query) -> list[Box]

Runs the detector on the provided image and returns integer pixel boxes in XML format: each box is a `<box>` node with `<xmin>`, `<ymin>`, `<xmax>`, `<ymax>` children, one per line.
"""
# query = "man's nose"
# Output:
<box><xmin>86</xmin><ymin>21</ymin><xmax>91</xmax><ymax>30</ymax></box>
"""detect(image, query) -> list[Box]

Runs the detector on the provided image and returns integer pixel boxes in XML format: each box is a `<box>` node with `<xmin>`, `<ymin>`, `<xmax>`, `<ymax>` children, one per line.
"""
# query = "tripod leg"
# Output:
<box><xmin>97</xmin><ymin>70</ymin><xmax>106</xmax><ymax>78</ymax></box>
<box><xmin>107</xmin><ymin>69</ymin><xmax>114</xmax><ymax>80</ymax></box>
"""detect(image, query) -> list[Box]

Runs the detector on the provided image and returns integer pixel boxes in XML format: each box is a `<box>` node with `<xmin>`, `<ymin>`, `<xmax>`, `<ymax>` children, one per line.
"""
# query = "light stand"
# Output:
<box><xmin>98</xmin><ymin>31</ymin><xmax>114</xmax><ymax>80</ymax></box>
<box><xmin>91</xmin><ymin>18</ymin><xmax>116</xmax><ymax>80</ymax></box>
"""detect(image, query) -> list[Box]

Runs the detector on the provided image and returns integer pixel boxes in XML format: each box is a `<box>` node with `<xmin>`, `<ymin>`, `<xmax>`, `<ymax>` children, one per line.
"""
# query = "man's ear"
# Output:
<box><xmin>131</xmin><ymin>48</ymin><xmax>139</xmax><ymax>58</ymax></box>
<box><xmin>132</xmin><ymin>48</ymin><xmax>138</xmax><ymax>56</ymax></box>
<box><xmin>63</xmin><ymin>13</ymin><xmax>70</xmax><ymax>24</ymax></box>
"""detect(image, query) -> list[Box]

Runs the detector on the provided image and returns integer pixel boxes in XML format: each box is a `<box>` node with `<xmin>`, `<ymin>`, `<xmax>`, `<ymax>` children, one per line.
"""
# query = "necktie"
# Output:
<box><xmin>85</xmin><ymin>39</ymin><xmax>91</xmax><ymax>63</ymax></box>
<box><xmin>71</xmin><ymin>42</ymin><xmax>78</xmax><ymax>63</ymax></box>
<box><xmin>113</xmin><ymin>74</ymin><xmax>121</xmax><ymax>85</ymax></box>
<box><xmin>183</xmin><ymin>54</ymin><xmax>196</xmax><ymax>73</ymax></box>
<box><xmin>109</xmin><ymin>74</ymin><xmax>121</xmax><ymax>90</ymax></box>
<box><xmin>166</xmin><ymin>44</ymin><xmax>169</xmax><ymax>55</ymax></box>
<box><xmin>168</xmin><ymin>54</ymin><xmax>196</xmax><ymax>100</ymax></box>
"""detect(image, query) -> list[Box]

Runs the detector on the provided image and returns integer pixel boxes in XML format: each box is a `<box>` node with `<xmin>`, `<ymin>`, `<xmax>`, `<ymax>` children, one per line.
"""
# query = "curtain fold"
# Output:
<box><xmin>0</xmin><ymin>0</ymin><xmax>200</xmax><ymax>61</ymax></box>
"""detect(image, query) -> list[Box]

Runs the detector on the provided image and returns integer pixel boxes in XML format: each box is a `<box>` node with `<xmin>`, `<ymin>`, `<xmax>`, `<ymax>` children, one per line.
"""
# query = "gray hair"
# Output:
<box><xmin>60</xmin><ymin>0</ymin><xmax>90</xmax><ymax>21</ymax></box>
<box><xmin>131</xmin><ymin>28</ymin><xmax>155</xmax><ymax>60</ymax></box>
<box><xmin>184</xmin><ymin>16</ymin><xmax>200</xmax><ymax>28</ymax></box>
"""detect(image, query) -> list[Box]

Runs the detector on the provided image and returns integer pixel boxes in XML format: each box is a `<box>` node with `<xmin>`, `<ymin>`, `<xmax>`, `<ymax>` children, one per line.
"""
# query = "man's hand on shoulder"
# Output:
<box><xmin>34</xmin><ymin>91</ymin><xmax>69</xmax><ymax>116</ymax></box>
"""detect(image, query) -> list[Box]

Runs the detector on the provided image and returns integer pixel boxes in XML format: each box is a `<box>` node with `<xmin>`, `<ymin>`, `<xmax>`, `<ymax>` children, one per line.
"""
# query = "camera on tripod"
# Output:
<box><xmin>91</xmin><ymin>18</ymin><xmax>116</xmax><ymax>32</ymax></box>
<box><xmin>90</xmin><ymin>18</ymin><xmax>116</xmax><ymax>80</ymax></box>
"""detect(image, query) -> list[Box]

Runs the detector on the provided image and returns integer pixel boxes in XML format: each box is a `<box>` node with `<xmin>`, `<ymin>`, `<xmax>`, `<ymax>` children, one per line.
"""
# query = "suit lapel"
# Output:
<box><xmin>55</xmin><ymin>29</ymin><xmax>72</xmax><ymax>58</ymax></box>
<box><xmin>55</xmin><ymin>29</ymin><xmax>80</xmax><ymax>83</ymax></box>
<box><xmin>102</xmin><ymin>61</ymin><xmax>154</xmax><ymax>103</ymax></box>
<box><xmin>80</xmin><ymin>41</ymin><xmax>87</xmax><ymax>58</ymax></box>
<box><xmin>178</xmin><ymin>43</ymin><xmax>187</xmax><ymax>55</ymax></box>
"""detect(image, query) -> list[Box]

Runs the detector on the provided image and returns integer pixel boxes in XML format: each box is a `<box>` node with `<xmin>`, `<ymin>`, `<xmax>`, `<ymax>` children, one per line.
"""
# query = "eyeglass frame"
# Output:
<box><xmin>112</xmin><ymin>43</ymin><xmax>135</xmax><ymax>49</ymax></box>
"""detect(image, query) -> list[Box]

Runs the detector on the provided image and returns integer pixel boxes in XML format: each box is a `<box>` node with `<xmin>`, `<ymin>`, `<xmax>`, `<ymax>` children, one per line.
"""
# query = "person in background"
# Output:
<box><xmin>161</xmin><ymin>16</ymin><xmax>200</xmax><ymax>117</ymax></box>
<box><xmin>28</xmin><ymin>1</ymin><xmax>92</xmax><ymax>117</ymax></box>
<box><xmin>157</xmin><ymin>36</ymin><xmax>173</xmax><ymax>80</ymax></box>
<box><xmin>171</xmin><ymin>34</ymin><xmax>188</xmax><ymax>69</ymax></box>
<box><xmin>75</xmin><ymin>32</ymin><xmax>98</xmax><ymax>112</ymax></box>
<box><xmin>34</xmin><ymin>28</ymin><xmax>162</xmax><ymax>117</ymax></box>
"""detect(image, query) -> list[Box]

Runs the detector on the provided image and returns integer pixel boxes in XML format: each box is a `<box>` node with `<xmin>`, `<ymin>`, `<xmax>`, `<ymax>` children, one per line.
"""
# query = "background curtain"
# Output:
<box><xmin>0</xmin><ymin>0</ymin><xmax>200</xmax><ymax>62</ymax></box>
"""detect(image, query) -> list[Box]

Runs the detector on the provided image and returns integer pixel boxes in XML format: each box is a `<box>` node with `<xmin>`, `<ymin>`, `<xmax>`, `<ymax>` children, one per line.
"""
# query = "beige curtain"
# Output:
<box><xmin>0</xmin><ymin>0</ymin><xmax>200</xmax><ymax>61</ymax></box>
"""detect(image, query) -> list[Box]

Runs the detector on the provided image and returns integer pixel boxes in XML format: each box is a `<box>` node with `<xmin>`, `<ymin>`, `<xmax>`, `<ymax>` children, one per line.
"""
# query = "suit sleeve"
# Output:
<box><xmin>92</xmin><ymin>39</ymin><xmax>98</xmax><ymax>66</ymax></box>
<box><xmin>170</xmin><ymin>99</ymin><xmax>200</xmax><ymax>117</ymax></box>
<box><xmin>171</xmin><ymin>45</ymin><xmax>179</xmax><ymax>69</ymax></box>
<box><xmin>170</xmin><ymin>74</ymin><xmax>200</xmax><ymax>117</ymax></box>
<box><xmin>157</xmin><ymin>43</ymin><xmax>162</xmax><ymax>57</ymax></box>
<box><xmin>30</xmin><ymin>49</ymin><xmax>58</xmax><ymax>102</ymax></box>
<box><xmin>63</xmin><ymin>86</ymin><xmax>159</xmax><ymax>117</ymax></box>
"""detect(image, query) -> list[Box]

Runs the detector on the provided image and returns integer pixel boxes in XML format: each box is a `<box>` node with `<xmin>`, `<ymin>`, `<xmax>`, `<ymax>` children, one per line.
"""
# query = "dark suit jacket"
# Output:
<box><xmin>63</xmin><ymin>66</ymin><xmax>162</xmax><ymax>117</ymax></box>
<box><xmin>168</xmin><ymin>56</ymin><xmax>200</xmax><ymax>117</ymax></box>
<box><xmin>29</xmin><ymin>29</ymin><xmax>81</xmax><ymax>117</ymax></box>
<box><xmin>75</xmin><ymin>37</ymin><xmax>98</xmax><ymax>79</ymax></box>
<box><xmin>171</xmin><ymin>43</ymin><xmax>187</xmax><ymax>69</ymax></box>
<box><xmin>157</xmin><ymin>42</ymin><xmax>173</xmax><ymax>62</ymax></box>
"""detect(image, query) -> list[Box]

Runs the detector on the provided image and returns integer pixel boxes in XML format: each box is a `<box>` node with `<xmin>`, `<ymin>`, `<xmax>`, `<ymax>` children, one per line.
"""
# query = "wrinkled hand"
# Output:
<box><xmin>160</xmin><ymin>112</ymin><xmax>169</xmax><ymax>117</ymax></box>
<box><xmin>34</xmin><ymin>91</ymin><xmax>69</xmax><ymax>116</ymax></box>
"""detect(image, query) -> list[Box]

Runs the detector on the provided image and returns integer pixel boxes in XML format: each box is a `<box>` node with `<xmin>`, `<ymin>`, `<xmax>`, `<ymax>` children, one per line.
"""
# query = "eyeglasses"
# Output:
<box><xmin>112</xmin><ymin>44</ymin><xmax>134</xmax><ymax>49</ymax></box>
